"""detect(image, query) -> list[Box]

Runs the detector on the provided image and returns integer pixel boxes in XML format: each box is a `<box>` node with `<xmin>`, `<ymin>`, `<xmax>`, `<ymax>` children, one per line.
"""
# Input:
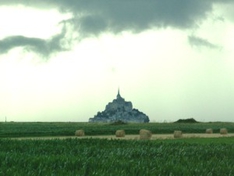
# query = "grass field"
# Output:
<box><xmin>1</xmin><ymin>121</ymin><xmax>234</xmax><ymax>137</ymax></box>
<box><xmin>1</xmin><ymin>122</ymin><xmax>234</xmax><ymax>175</ymax></box>
<box><xmin>1</xmin><ymin>137</ymin><xmax>234</xmax><ymax>175</ymax></box>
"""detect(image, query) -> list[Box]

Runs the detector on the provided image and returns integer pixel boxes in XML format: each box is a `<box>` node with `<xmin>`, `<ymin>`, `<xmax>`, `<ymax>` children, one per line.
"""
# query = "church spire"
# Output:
<box><xmin>117</xmin><ymin>88</ymin><xmax>122</xmax><ymax>99</ymax></box>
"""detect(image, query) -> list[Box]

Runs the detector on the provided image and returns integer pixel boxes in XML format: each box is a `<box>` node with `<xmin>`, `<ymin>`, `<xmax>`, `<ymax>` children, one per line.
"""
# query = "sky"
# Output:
<box><xmin>0</xmin><ymin>0</ymin><xmax>234</xmax><ymax>122</ymax></box>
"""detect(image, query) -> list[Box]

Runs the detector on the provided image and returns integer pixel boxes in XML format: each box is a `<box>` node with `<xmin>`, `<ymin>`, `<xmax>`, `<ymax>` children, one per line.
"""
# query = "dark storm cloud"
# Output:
<box><xmin>0</xmin><ymin>36</ymin><xmax>46</xmax><ymax>54</ymax></box>
<box><xmin>0</xmin><ymin>0</ymin><xmax>231</xmax><ymax>55</ymax></box>
<box><xmin>1</xmin><ymin>0</ymin><xmax>215</xmax><ymax>32</ymax></box>
<box><xmin>54</xmin><ymin>0</ymin><xmax>213</xmax><ymax>34</ymax></box>
<box><xmin>188</xmin><ymin>35</ymin><xmax>220</xmax><ymax>49</ymax></box>
<box><xmin>0</xmin><ymin>25</ymin><xmax>70</xmax><ymax>57</ymax></box>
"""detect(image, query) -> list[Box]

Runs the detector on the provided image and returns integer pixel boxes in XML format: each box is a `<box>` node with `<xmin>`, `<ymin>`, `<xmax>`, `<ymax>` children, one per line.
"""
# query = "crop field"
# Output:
<box><xmin>1</xmin><ymin>137</ymin><xmax>234</xmax><ymax>175</ymax></box>
<box><xmin>1</xmin><ymin>121</ymin><xmax>234</xmax><ymax>137</ymax></box>
<box><xmin>1</xmin><ymin>122</ymin><xmax>234</xmax><ymax>175</ymax></box>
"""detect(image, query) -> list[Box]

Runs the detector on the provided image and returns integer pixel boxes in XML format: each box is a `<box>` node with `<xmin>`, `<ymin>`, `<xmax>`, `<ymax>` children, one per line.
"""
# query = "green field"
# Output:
<box><xmin>1</xmin><ymin>122</ymin><xmax>234</xmax><ymax>175</ymax></box>
<box><xmin>1</xmin><ymin>121</ymin><xmax>234</xmax><ymax>137</ymax></box>
<box><xmin>1</xmin><ymin>137</ymin><xmax>234</xmax><ymax>175</ymax></box>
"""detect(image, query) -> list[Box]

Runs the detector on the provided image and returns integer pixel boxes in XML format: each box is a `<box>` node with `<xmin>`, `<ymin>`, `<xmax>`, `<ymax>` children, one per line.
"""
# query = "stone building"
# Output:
<box><xmin>89</xmin><ymin>90</ymin><xmax>150</xmax><ymax>123</ymax></box>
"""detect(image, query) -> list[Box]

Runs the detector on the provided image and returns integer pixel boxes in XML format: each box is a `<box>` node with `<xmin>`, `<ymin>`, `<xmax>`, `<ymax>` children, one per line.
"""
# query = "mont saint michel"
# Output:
<box><xmin>89</xmin><ymin>90</ymin><xmax>150</xmax><ymax>123</ymax></box>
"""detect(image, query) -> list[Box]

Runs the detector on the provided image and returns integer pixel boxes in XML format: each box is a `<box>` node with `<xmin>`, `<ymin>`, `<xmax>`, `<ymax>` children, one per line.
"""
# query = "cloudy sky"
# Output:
<box><xmin>0</xmin><ymin>0</ymin><xmax>234</xmax><ymax>122</ymax></box>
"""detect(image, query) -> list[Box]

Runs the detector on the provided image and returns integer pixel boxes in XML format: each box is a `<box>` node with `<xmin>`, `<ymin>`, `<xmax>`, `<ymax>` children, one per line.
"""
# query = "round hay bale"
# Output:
<box><xmin>206</xmin><ymin>128</ymin><xmax>213</xmax><ymax>134</ymax></box>
<box><xmin>174</xmin><ymin>130</ymin><xmax>182</xmax><ymax>138</ymax></box>
<box><xmin>115</xmin><ymin>130</ymin><xmax>125</xmax><ymax>137</ymax></box>
<box><xmin>139</xmin><ymin>129</ymin><xmax>152</xmax><ymax>140</ymax></box>
<box><xmin>220</xmin><ymin>128</ymin><xmax>228</xmax><ymax>135</ymax></box>
<box><xmin>75</xmin><ymin>129</ymin><xmax>85</xmax><ymax>136</ymax></box>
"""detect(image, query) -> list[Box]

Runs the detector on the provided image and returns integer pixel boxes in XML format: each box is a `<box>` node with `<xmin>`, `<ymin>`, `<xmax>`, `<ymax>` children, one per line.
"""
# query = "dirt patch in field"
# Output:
<box><xmin>10</xmin><ymin>133</ymin><xmax>234</xmax><ymax>140</ymax></box>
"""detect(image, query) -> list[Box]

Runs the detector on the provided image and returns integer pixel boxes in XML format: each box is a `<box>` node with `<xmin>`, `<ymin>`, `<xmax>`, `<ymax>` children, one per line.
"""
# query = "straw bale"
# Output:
<box><xmin>220</xmin><ymin>128</ymin><xmax>228</xmax><ymax>135</ymax></box>
<box><xmin>115</xmin><ymin>130</ymin><xmax>125</xmax><ymax>137</ymax></box>
<box><xmin>75</xmin><ymin>129</ymin><xmax>85</xmax><ymax>136</ymax></box>
<box><xmin>174</xmin><ymin>130</ymin><xmax>182</xmax><ymax>138</ymax></box>
<box><xmin>206</xmin><ymin>128</ymin><xmax>213</xmax><ymax>134</ymax></box>
<box><xmin>139</xmin><ymin>129</ymin><xmax>152</xmax><ymax>140</ymax></box>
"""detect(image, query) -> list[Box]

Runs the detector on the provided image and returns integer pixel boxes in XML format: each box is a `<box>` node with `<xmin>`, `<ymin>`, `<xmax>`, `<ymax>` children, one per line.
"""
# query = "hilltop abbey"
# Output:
<box><xmin>89</xmin><ymin>89</ymin><xmax>150</xmax><ymax>123</ymax></box>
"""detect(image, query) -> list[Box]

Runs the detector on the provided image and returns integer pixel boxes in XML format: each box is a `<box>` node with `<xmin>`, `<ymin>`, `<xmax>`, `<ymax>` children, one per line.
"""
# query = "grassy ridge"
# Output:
<box><xmin>1</xmin><ymin>138</ymin><xmax>234</xmax><ymax>175</ymax></box>
<box><xmin>1</xmin><ymin>122</ymin><xmax>234</xmax><ymax>137</ymax></box>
